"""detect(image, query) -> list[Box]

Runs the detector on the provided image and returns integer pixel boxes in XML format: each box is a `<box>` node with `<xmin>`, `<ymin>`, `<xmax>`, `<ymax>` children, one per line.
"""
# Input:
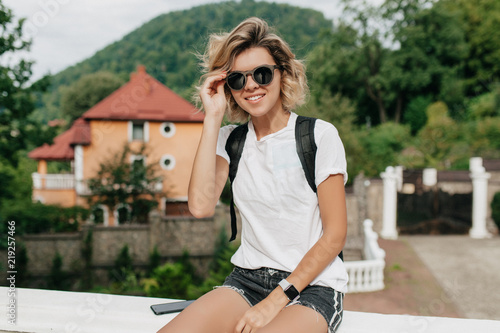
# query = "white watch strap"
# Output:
<box><xmin>279</xmin><ymin>278</ymin><xmax>291</xmax><ymax>291</ymax></box>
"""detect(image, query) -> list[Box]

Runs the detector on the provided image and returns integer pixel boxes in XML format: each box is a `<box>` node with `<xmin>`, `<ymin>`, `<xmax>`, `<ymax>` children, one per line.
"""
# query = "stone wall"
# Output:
<box><xmin>12</xmin><ymin>209</ymin><xmax>221</xmax><ymax>283</ymax></box>
<box><xmin>366</xmin><ymin>179</ymin><xmax>384</xmax><ymax>234</ymax></box>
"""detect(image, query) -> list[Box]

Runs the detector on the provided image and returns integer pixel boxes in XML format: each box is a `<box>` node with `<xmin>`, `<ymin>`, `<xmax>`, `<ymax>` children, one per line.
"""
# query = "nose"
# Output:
<box><xmin>244</xmin><ymin>73</ymin><xmax>259</xmax><ymax>90</ymax></box>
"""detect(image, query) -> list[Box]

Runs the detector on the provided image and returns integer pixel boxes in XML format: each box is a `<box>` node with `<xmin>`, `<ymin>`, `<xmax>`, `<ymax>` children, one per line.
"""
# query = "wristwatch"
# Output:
<box><xmin>279</xmin><ymin>279</ymin><xmax>300</xmax><ymax>302</ymax></box>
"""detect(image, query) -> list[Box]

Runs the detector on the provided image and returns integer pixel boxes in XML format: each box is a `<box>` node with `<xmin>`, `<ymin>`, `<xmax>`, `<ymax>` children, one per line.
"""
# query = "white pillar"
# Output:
<box><xmin>422</xmin><ymin>168</ymin><xmax>437</xmax><ymax>187</ymax></box>
<box><xmin>469</xmin><ymin>157</ymin><xmax>492</xmax><ymax>238</ymax></box>
<box><xmin>74</xmin><ymin>145</ymin><xmax>85</xmax><ymax>195</ymax></box>
<box><xmin>395</xmin><ymin>166</ymin><xmax>404</xmax><ymax>191</ymax></box>
<box><xmin>380</xmin><ymin>166</ymin><xmax>399</xmax><ymax>239</ymax></box>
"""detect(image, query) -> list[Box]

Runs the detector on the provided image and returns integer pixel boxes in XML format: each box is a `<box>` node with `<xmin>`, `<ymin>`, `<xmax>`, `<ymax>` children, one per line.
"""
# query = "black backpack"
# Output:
<box><xmin>224</xmin><ymin>115</ymin><xmax>343</xmax><ymax>261</ymax></box>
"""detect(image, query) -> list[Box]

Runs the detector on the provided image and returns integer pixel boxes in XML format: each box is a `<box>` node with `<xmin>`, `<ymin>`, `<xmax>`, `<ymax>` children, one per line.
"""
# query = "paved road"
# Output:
<box><xmin>404</xmin><ymin>235</ymin><xmax>500</xmax><ymax>320</ymax></box>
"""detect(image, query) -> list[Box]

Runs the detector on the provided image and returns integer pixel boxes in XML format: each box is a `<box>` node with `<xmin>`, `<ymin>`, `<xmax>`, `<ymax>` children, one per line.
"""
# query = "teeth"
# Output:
<box><xmin>247</xmin><ymin>95</ymin><xmax>263</xmax><ymax>101</ymax></box>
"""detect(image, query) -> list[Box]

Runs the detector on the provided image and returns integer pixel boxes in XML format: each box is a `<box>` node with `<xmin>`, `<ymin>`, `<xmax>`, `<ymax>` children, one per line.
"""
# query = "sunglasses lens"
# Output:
<box><xmin>226</xmin><ymin>66</ymin><xmax>277</xmax><ymax>90</ymax></box>
<box><xmin>227</xmin><ymin>73</ymin><xmax>245</xmax><ymax>90</ymax></box>
<box><xmin>253</xmin><ymin>66</ymin><xmax>273</xmax><ymax>85</ymax></box>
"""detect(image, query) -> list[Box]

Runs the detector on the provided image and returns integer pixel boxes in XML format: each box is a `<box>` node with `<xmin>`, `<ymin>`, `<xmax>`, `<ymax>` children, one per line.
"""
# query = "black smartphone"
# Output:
<box><xmin>150</xmin><ymin>300</ymin><xmax>195</xmax><ymax>315</ymax></box>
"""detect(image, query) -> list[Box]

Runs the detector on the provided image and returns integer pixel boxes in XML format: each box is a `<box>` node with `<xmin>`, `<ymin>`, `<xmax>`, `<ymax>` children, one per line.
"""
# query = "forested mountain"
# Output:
<box><xmin>49</xmin><ymin>0</ymin><xmax>332</xmax><ymax>97</ymax></box>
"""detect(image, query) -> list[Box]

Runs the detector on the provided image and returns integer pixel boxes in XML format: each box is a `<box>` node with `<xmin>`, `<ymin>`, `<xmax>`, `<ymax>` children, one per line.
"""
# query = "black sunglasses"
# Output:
<box><xmin>226</xmin><ymin>64</ymin><xmax>282</xmax><ymax>91</ymax></box>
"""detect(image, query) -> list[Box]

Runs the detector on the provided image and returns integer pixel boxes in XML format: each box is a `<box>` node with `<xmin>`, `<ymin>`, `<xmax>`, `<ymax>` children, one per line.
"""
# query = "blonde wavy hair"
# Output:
<box><xmin>195</xmin><ymin>17</ymin><xmax>308</xmax><ymax>123</ymax></box>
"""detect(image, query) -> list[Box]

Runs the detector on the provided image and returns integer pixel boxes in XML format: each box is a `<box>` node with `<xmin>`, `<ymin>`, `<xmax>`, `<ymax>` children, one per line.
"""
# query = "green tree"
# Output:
<box><xmin>0</xmin><ymin>1</ymin><xmax>56</xmax><ymax>222</ymax></box>
<box><xmin>86</xmin><ymin>143</ymin><xmax>163</xmax><ymax>223</ymax></box>
<box><xmin>144</xmin><ymin>261</ymin><xmax>193</xmax><ymax>299</ymax></box>
<box><xmin>361</xmin><ymin>122</ymin><xmax>412</xmax><ymax>176</ymax></box>
<box><xmin>109</xmin><ymin>244</ymin><xmax>134</xmax><ymax>283</ymax></box>
<box><xmin>60</xmin><ymin>71</ymin><xmax>124</xmax><ymax>123</ymax></box>
<box><xmin>80</xmin><ymin>230</ymin><xmax>94</xmax><ymax>290</ymax></box>
<box><xmin>48</xmin><ymin>252</ymin><xmax>71</xmax><ymax>290</ymax></box>
<box><xmin>416</xmin><ymin>101</ymin><xmax>467</xmax><ymax>168</ymax></box>
<box><xmin>441</xmin><ymin>0</ymin><xmax>500</xmax><ymax>95</ymax></box>
<box><xmin>467</xmin><ymin>117</ymin><xmax>500</xmax><ymax>160</ymax></box>
<box><xmin>0</xmin><ymin>1</ymin><xmax>51</xmax><ymax>167</ymax></box>
<box><xmin>147</xmin><ymin>246</ymin><xmax>161</xmax><ymax>276</ymax></box>
<box><xmin>310</xmin><ymin>0</ymin><xmax>468</xmax><ymax>125</ymax></box>
<box><xmin>384</xmin><ymin>0</ymin><xmax>468</xmax><ymax>118</ymax></box>
<box><xmin>298</xmin><ymin>90</ymin><xmax>365</xmax><ymax>182</ymax></box>
<box><xmin>404</xmin><ymin>95</ymin><xmax>431</xmax><ymax>134</ymax></box>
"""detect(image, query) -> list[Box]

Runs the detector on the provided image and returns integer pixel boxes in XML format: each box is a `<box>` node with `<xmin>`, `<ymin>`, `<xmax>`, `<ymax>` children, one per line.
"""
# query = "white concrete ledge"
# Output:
<box><xmin>1</xmin><ymin>287</ymin><xmax>500</xmax><ymax>333</ymax></box>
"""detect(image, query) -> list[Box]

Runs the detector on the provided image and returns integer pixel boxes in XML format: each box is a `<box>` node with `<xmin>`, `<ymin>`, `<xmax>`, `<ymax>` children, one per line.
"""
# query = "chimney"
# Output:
<box><xmin>130</xmin><ymin>65</ymin><xmax>146</xmax><ymax>81</ymax></box>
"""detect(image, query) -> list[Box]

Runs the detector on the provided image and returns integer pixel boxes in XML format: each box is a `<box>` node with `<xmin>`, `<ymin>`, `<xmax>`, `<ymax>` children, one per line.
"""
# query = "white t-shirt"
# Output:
<box><xmin>216</xmin><ymin>112</ymin><xmax>348</xmax><ymax>292</ymax></box>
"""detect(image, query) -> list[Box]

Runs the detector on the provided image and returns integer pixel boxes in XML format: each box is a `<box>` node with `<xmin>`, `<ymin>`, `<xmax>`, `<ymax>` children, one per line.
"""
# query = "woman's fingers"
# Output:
<box><xmin>200</xmin><ymin>72</ymin><xmax>227</xmax><ymax>116</ymax></box>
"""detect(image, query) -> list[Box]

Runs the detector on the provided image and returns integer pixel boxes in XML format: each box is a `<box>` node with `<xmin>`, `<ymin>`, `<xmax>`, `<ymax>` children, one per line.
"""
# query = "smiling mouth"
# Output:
<box><xmin>246</xmin><ymin>94</ymin><xmax>264</xmax><ymax>101</ymax></box>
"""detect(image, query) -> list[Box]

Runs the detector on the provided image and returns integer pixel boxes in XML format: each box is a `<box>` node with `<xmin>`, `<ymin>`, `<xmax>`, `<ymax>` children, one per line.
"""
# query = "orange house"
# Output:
<box><xmin>29</xmin><ymin>66</ymin><xmax>204</xmax><ymax>226</ymax></box>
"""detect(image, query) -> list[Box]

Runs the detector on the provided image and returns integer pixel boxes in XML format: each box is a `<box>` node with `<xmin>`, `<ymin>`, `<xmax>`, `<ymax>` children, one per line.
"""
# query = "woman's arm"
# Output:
<box><xmin>188</xmin><ymin>72</ymin><xmax>229</xmax><ymax>218</ymax></box>
<box><xmin>234</xmin><ymin>174</ymin><xmax>347</xmax><ymax>332</ymax></box>
<box><xmin>286</xmin><ymin>173</ymin><xmax>347</xmax><ymax>289</ymax></box>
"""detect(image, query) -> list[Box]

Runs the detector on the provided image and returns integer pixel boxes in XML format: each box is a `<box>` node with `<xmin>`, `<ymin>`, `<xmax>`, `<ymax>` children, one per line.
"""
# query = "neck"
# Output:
<box><xmin>252</xmin><ymin>110</ymin><xmax>291</xmax><ymax>140</ymax></box>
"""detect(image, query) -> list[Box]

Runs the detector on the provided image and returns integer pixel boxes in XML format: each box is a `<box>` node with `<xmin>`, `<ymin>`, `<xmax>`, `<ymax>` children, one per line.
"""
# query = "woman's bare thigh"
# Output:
<box><xmin>257</xmin><ymin>304</ymin><xmax>328</xmax><ymax>333</ymax></box>
<box><xmin>156</xmin><ymin>287</ymin><xmax>251</xmax><ymax>333</ymax></box>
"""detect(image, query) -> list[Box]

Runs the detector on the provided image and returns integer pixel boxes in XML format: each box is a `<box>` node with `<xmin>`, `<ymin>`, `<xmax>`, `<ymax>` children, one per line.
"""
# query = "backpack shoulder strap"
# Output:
<box><xmin>295</xmin><ymin>115</ymin><xmax>344</xmax><ymax>261</ymax></box>
<box><xmin>295</xmin><ymin>115</ymin><xmax>318</xmax><ymax>193</ymax></box>
<box><xmin>225</xmin><ymin>123</ymin><xmax>249</xmax><ymax>241</ymax></box>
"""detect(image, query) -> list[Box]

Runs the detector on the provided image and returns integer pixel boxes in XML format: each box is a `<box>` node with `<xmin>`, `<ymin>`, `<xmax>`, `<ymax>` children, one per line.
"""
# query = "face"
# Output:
<box><xmin>229</xmin><ymin>47</ymin><xmax>283</xmax><ymax>119</ymax></box>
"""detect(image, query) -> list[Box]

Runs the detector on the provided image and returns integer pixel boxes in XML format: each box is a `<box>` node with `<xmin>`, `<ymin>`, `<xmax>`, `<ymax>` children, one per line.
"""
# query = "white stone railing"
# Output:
<box><xmin>31</xmin><ymin>173</ymin><xmax>75</xmax><ymax>190</ymax></box>
<box><xmin>32</xmin><ymin>174</ymin><xmax>161</xmax><ymax>195</ymax></box>
<box><xmin>2</xmin><ymin>287</ymin><xmax>499</xmax><ymax>333</ymax></box>
<box><xmin>344</xmin><ymin>219</ymin><xmax>386</xmax><ymax>293</ymax></box>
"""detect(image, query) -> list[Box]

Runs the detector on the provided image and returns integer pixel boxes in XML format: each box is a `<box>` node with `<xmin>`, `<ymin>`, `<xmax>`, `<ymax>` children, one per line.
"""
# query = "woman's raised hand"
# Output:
<box><xmin>200</xmin><ymin>72</ymin><xmax>227</xmax><ymax>119</ymax></box>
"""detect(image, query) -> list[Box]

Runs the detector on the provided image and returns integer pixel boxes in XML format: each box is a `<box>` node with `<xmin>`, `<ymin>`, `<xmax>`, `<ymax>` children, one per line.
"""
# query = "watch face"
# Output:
<box><xmin>284</xmin><ymin>285</ymin><xmax>300</xmax><ymax>301</ymax></box>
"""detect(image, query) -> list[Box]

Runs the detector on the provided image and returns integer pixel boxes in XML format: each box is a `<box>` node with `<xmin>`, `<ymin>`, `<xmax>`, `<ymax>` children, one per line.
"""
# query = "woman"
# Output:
<box><xmin>157</xmin><ymin>17</ymin><xmax>348</xmax><ymax>333</ymax></box>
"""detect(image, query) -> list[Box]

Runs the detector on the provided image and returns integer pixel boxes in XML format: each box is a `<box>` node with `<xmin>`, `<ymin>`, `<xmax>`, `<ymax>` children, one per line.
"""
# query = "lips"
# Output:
<box><xmin>245</xmin><ymin>94</ymin><xmax>265</xmax><ymax>101</ymax></box>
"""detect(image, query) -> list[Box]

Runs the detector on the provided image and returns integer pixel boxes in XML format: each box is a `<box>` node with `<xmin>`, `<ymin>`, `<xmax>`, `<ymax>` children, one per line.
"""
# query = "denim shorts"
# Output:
<box><xmin>218</xmin><ymin>266</ymin><xmax>344</xmax><ymax>333</ymax></box>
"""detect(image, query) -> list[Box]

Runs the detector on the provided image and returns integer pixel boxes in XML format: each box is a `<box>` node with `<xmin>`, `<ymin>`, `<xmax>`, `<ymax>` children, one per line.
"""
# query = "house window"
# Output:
<box><xmin>160</xmin><ymin>122</ymin><xmax>176</xmax><ymax>138</ymax></box>
<box><xmin>116</xmin><ymin>204</ymin><xmax>131</xmax><ymax>224</ymax></box>
<box><xmin>131</xmin><ymin>155</ymin><xmax>146</xmax><ymax>178</ymax></box>
<box><xmin>91</xmin><ymin>205</ymin><xmax>109</xmax><ymax>225</ymax></box>
<box><xmin>132</xmin><ymin>123</ymin><xmax>144</xmax><ymax>140</ymax></box>
<box><xmin>131</xmin><ymin>155</ymin><xmax>145</xmax><ymax>167</ymax></box>
<box><xmin>129</xmin><ymin>121</ymin><xmax>149</xmax><ymax>142</ymax></box>
<box><xmin>160</xmin><ymin>154</ymin><xmax>176</xmax><ymax>170</ymax></box>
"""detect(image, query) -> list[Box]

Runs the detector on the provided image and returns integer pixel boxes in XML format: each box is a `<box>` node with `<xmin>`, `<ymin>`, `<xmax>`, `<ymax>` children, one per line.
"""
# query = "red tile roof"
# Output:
<box><xmin>82</xmin><ymin>65</ymin><xmax>203</xmax><ymax>122</ymax></box>
<box><xmin>28</xmin><ymin>118</ymin><xmax>90</xmax><ymax>160</ymax></box>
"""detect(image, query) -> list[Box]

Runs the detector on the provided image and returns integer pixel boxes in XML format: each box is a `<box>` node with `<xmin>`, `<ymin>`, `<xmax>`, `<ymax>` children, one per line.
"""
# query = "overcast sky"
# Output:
<box><xmin>3</xmin><ymin>0</ymin><xmax>381</xmax><ymax>81</ymax></box>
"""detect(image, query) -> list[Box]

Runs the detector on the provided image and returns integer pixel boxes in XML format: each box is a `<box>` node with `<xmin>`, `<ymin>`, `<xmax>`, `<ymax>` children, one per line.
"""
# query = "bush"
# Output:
<box><xmin>109</xmin><ymin>244</ymin><xmax>134</xmax><ymax>283</ymax></box>
<box><xmin>147</xmin><ymin>246</ymin><xmax>161</xmax><ymax>276</ymax></box>
<box><xmin>492</xmin><ymin>192</ymin><xmax>500</xmax><ymax>231</ymax></box>
<box><xmin>468</xmin><ymin>117</ymin><xmax>500</xmax><ymax>159</ymax></box>
<box><xmin>360</xmin><ymin>122</ymin><xmax>412</xmax><ymax>177</ymax></box>
<box><xmin>188</xmin><ymin>228</ymin><xmax>238</xmax><ymax>299</ymax></box>
<box><xmin>467</xmin><ymin>91</ymin><xmax>498</xmax><ymax>119</ymax></box>
<box><xmin>48</xmin><ymin>252</ymin><xmax>71</xmax><ymax>290</ymax></box>
<box><xmin>144</xmin><ymin>261</ymin><xmax>193</xmax><ymax>299</ymax></box>
<box><xmin>79</xmin><ymin>230</ymin><xmax>93</xmax><ymax>290</ymax></box>
<box><xmin>404</xmin><ymin>96</ymin><xmax>431</xmax><ymax>134</ymax></box>
<box><xmin>416</xmin><ymin>102</ymin><xmax>464</xmax><ymax>169</ymax></box>
<box><xmin>0</xmin><ymin>202</ymin><xmax>88</xmax><ymax>249</ymax></box>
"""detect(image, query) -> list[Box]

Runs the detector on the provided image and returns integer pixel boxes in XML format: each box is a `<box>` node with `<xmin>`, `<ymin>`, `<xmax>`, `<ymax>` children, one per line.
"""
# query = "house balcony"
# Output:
<box><xmin>32</xmin><ymin>173</ymin><xmax>75</xmax><ymax>190</ymax></box>
<box><xmin>1</xmin><ymin>287</ymin><xmax>499</xmax><ymax>333</ymax></box>
<box><xmin>32</xmin><ymin>173</ymin><xmax>164</xmax><ymax>192</ymax></box>
<box><xmin>31</xmin><ymin>173</ymin><xmax>79</xmax><ymax>207</ymax></box>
